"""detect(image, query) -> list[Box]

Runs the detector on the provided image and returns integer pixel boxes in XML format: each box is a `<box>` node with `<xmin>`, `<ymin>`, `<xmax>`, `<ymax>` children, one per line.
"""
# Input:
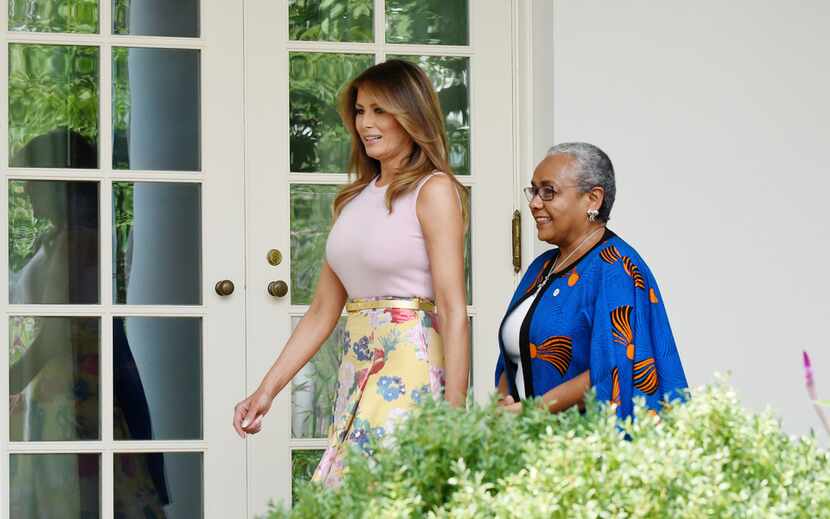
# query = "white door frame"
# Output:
<box><xmin>0</xmin><ymin>0</ymin><xmax>247</xmax><ymax>516</ymax></box>
<box><xmin>244</xmin><ymin>0</ymin><xmax>517</xmax><ymax>514</ymax></box>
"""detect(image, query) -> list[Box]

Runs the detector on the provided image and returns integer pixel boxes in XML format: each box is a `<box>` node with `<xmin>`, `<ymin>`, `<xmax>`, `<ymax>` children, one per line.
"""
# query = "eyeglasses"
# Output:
<box><xmin>523</xmin><ymin>185</ymin><xmax>557</xmax><ymax>202</ymax></box>
<box><xmin>523</xmin><ymin>184</ymin><xmax>582</xmax><ymax>202</ymax></box>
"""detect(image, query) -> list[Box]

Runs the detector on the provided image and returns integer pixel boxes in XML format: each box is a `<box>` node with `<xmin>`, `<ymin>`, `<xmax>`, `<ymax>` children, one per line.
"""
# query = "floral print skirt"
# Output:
<box><xmin>312</xmin><ymin>297</ymin><xmax>445</xmax><ymax>488</ymax></box>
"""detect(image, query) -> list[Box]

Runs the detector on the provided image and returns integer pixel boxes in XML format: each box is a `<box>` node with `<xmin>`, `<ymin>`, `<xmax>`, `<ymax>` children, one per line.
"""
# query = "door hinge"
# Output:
<box><xmin>512</xmin><ymin>209</ymin><xmax>521</xmax><ymax>273</ymax></box>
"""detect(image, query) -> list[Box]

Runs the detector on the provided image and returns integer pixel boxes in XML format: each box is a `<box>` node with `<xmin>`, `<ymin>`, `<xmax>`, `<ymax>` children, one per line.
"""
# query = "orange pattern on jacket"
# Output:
<box><xmin>600</xmin><ymin>245</ymin><xmax>622</xmax><ymax>264</ymax></box>
<box><xmin>633</xmin><ymin>357</ymin><xmax>659</xmax><ymax>395</ymax></box>
<box><xmin>529</xmin><ymin>336</ymin><xmax>573</xmax><ymax>376</ymax></box>
<box><xmin>622</xmin><ymin>257</ymin><xmax>646</xmax><ymax>289</ymax></box>
<box><xmin>611</xmin><ymin>305</ymin><xmax>636</xmax><ymax>360</ymax></box>
<box><xmin>649</xmin><ymin>288</ymin><xmax>659</xmax><ymax>304</ymax></box>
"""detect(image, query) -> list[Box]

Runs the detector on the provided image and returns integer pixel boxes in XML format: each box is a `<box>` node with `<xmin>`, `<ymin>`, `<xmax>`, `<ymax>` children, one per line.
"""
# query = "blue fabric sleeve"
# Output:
<box><xmin>494</xmin><ymin>352</ymin><xmax>506</xmax><ymax>388</ymax></box>
<box><xmin>589</xmin><ymin>252</ymin><xmax>687</xmax><ymax>418</ymax></box>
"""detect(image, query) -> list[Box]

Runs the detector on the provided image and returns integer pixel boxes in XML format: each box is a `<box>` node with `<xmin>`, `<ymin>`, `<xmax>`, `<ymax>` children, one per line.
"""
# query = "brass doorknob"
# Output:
<box><xmin>267</xmin><ymin>280</ymin><xmax>288</xmax><ymax>298</ymax></box>
<box><xmin>215</xmin><ymin>279</ymin><xmax>235</xmax><ymax>296</ymax></box>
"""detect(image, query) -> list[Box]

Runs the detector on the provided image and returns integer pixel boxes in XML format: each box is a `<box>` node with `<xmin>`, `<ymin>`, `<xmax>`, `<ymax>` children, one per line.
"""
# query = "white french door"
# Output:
<box><xmin>2</xmin><ymin>0</ymin><xmax>246</xmax><ymax>517</ymax></box>
<box><xmin>244</xmin><ymin>0</ymin><xmax>517</xmax><ymax>514</ymax></box>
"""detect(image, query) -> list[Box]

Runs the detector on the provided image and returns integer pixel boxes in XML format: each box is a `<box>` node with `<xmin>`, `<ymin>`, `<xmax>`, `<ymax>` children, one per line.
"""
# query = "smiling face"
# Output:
<box><xmin>530</xmin><ymin>154</ymin><xmax>602</xmax><ymax>246</ymax></box>
<box><xmin>355</xmin><ymin>87</ymin><xmax>414</xmax><ymax>170</ymax></box>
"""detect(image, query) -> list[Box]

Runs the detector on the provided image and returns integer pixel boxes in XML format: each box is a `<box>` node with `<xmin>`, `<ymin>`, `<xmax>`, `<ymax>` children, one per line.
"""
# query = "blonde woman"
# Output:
<box><xmin>233</xmin><ymin>60</ymin><xmax>469</xmax><ymax>487</ymax></box>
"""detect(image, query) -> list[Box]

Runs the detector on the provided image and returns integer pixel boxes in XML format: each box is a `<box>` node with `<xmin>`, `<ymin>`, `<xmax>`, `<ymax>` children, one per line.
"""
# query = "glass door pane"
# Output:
<box><xmin>9</xmin><ymin>0</ymin><xmax>100</xmax><ymax>34</ymax></box>
<box><xmin>10</xmin><ymin>453</ymin><xmax>101</xmax><ymax>518</ymax></box>
<box><xmin>9</xmin><ymin>44</ymin><xmax>100</xmax><ymax>168</ymax></box>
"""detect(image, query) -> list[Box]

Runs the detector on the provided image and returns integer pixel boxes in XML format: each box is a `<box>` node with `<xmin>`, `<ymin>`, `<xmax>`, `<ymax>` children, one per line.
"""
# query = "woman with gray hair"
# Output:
<box><xmin>496</xmin><ymin>143</ymin><xmax>687</xmax><ymax>416</ymax></box>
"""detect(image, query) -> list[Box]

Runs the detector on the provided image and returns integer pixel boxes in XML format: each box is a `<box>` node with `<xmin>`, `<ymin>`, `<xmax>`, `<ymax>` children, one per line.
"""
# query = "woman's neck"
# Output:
<box><xmin>376</xmin><ymin>149</ymin><xmax>413</xmax><ymax>186</ymax></box>
<box><xmin>376</xmin><ymin>168</ymin><xmax>396</xmax><ymax>187</ymax></box>
<box><xmin>554</xmin><ymin>224</ymin><xmax>606</xmax><ymax>272</ymax></box>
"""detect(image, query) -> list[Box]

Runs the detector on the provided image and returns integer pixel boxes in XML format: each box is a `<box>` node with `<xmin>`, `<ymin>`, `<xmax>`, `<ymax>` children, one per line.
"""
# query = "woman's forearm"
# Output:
<box><xmin>257</xmin><ymin>302</ymin><xmax>342</xmax><ymax>400</ymax></box>
<box><xmin>256</xmin><ymin>262</ymin><xmax>347</xmax><ymax>400</ymax></box>
<box><xmin>540</xmin><ymin>370</ymin><xmax>591</xmax><ymax>413</ymax></box>
<box><xmin>497</xmin><ymin>372</ymin><xmax>509</xmax><ymax>397</ymax></box>
<box><xmin>9</xmin><ymin>321</ymin><xmax>60</xmax><ymax>393</ymax></box>
<box><xmin>441</xmin><ymin>308</ymin><xmax>469</xmax><ymax>407</ymax></box>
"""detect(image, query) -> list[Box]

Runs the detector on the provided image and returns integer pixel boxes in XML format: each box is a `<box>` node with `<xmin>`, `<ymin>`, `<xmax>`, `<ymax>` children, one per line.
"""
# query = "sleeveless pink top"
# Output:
<box><xmin>326</xmin><ymin>173</ymin><xmax>443</xmax><ymax>300</ymax></box>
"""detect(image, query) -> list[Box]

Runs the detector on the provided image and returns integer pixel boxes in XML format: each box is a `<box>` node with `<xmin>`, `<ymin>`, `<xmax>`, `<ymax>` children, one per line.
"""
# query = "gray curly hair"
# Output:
<box><xmin>546</xmin><ymin>142</ymin><xmax>616</xmax><ymax>222</ymax></box>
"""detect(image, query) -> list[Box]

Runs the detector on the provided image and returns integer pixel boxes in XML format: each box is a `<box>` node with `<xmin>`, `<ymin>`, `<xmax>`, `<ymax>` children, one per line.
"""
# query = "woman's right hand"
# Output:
<box><xmin>497</xmin><ymin>394</ymin><xmax>522</xmax><ymax>414</ymax></box>
<box><xmin>232</xmin><ymin>263</ymin><xmax>347</xmax><ymax>439</ymax></box>
<box><xmin>233</xmin><ymin>390</ymin><xmax>273</xmax><ymax>438</ymax></box>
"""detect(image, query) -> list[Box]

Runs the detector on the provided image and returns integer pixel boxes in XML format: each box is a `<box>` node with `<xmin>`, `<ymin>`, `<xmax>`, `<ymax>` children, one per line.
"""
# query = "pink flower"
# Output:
<box><xmin>429</xmin><ymin>366</ymin><xmax>446</xmax><ymax>396</ymax></box>
<box><xmin>385</xmin><ymin>308</ymin><xmax>417</xmax><ymax>324</ymax></box>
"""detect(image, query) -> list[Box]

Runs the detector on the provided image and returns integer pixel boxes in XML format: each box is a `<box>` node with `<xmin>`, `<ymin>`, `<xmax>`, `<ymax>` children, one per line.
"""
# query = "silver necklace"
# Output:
<box><xmin>539</xmin><ymin>226</ymin><xmax>605</xmax><ymax>289</ymax></box>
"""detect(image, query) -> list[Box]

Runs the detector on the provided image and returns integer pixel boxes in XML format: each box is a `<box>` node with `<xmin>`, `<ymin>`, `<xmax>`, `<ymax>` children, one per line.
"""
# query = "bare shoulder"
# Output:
<box><xmin>416</xmin><ymin>173</ymin><xmax>460</xmax><ymax>213</ymax></box>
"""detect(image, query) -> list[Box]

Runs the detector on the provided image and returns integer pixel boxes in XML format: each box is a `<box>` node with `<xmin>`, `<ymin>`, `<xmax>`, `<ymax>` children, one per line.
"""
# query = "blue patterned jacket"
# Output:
<box><xmin>495</xmin><ymin>230</ymin><xmax>688</xmax><ymax>417</ymax></box>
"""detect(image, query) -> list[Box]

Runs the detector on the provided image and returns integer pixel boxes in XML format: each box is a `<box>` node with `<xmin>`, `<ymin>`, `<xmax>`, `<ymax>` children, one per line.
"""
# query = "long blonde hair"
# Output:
<box><xmin>333</xmin><ymin>59</ymin><xmax>468</xmax><ymax>220</ymax></box>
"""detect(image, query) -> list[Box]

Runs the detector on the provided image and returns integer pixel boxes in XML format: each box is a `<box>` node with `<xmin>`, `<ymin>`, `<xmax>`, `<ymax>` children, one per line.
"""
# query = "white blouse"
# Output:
<box><xmin>500</xmin><ymin>295</ymin><xmax>534</xmax><ymax>400</ymax></box>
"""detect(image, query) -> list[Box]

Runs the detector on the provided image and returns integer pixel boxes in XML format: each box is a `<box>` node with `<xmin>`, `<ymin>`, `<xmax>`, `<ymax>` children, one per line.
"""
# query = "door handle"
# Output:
<box><xmin>215</xmin><ymin>279</ymin><xmax>235</xmax><ymax>296</ymax></box>
<box><xmin>512</xmin><ymin>209</ymin><xmax>521</xmax><ymax>273</ymax></box>
<box><xmin>267</xmin><ymin>280</ymin><xmax>288</xmax><ymax>298</ymax></box>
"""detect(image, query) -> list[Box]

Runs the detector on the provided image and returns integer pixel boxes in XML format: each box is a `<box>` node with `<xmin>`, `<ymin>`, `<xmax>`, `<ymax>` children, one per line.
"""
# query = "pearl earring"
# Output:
<box><xmin>587</xmin><ymin>209</ymin><xmax>599</xmax><ymax>222</ymax></box>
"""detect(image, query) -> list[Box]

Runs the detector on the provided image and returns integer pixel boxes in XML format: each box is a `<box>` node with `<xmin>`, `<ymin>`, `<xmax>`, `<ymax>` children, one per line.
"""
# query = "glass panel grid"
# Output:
<box><xmin>5</xmin><ymin>17</ymin><xmax>210</xmax><ymax>519</ymax></box>
<box><xmin>285</xmin><ymin>0</ymin><xmax>480</xmax><ymax>510</ymax></box>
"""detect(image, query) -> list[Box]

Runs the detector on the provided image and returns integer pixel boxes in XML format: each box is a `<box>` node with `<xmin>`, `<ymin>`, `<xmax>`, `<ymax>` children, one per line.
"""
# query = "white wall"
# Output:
<box><xmin>544</xmin><ymin>0</ymin><xmax>830</xmax><ymax>442</ymax></box>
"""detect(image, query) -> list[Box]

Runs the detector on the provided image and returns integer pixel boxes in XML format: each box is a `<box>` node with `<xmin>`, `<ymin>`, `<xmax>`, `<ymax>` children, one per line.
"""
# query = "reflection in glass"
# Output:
<box><xmin>9</xmin><ymin>317</ymin><xmax>100</xmax><ymax>441</ymax></box>
<box><xmin>9</xmin><ymin>44</ymin><xmax>99</xmax><ymax>168</ymax></box>
<box><xmin>386</xmin><ymin>0</ymin><xmax>468</xmax><ymax>45</ymax></box>
<box><xmin>390</xmin><ymin>55</ymin><xmax>470</xmax><ymax>175</ymax></box>
<box><xmin>115</xmin><ymin>452</ymin><xmax>202</xmax><ymax>518</ymax></box>
<box><xmin>113</xmin><ymin>0</ymin><xmax>199</xmax><ymax>37</ymax></box>
<box><xmin>113</xmin><ymin>317</ymin><xmax>202</xmax><ymax>440</ymax></box>
<box><xmin>113</xmin><ymin>47</ymin><xmax>200</xmax><ymax>171</ymax></box>
<box><xmin>112</xmin><ymin>182</ymin><xmax>201</xmax><ymax>305</ymax></box>
<box><xmin>289</xmin><ymin>0</ymin><xmax>372</xmax><ymax>42</ymax></box>
<box><xmin>10</xmin><ymin>453</ymin><xmax>100</xmax><ymax>518</ymax></box>
<box><xmin>8</xmin><ymin>180</ymin><xmax>100</xmax><ymax>304</ymax></box>
<box><xmin>292</xmin><ymin>449</ymin><xmax>323</xmax><ymax>502</ymax></box>
<box><xmin>290</xmin><ymin>52</ymin><xmax>373</xmax><ymax>173</ymax></box>
<box><xmin>292</xmin><ymin>317</ymin><xmax>345</xmax><ymax>438</ymax></box>
<box><xmin>290</xmin><ymin>184</ymin><xmax>339</xmax><ymax>304</ymax></box>
<box><xmin>9</xmin><ymin>0</ymin><xmax>99</xmax><ymax>33</ymax></box>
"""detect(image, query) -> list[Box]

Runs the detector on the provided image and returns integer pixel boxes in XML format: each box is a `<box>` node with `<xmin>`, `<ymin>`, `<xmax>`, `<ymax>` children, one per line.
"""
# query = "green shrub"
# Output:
<box><xmin>271</xmin><ymin>379</ymin><xmax>830</xmax><ymax>518</ymax></box>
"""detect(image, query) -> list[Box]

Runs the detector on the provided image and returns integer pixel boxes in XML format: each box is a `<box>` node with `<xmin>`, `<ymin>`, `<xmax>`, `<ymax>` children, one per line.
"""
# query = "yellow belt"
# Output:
<box><xmin>345</xmin><ymin>298</ymin><xmax>436</xmax><ymax>313</ymax></box>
